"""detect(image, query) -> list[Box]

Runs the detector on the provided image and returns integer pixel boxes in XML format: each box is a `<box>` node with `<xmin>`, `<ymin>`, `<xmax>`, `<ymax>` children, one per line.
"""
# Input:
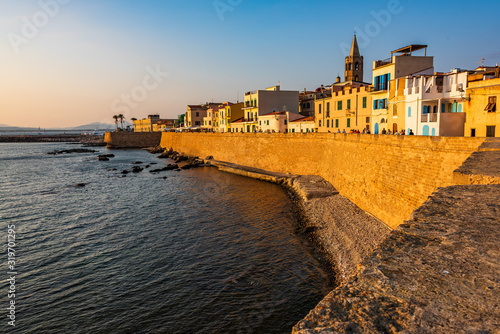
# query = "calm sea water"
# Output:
<box><xmin>0</xmin><ymin>143</ymin><xmax>331</xmax><ymax>334</ymax></box>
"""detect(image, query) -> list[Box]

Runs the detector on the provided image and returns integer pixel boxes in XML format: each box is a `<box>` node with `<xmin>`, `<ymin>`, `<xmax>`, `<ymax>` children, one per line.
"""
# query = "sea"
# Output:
<box><xmin>0</xmin><ymin>142</ymin><xmax>332</xmax><ymax>334</ymax></box>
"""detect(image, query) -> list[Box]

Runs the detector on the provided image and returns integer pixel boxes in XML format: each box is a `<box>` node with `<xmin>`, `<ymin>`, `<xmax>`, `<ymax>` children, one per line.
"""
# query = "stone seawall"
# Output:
<box><xmin>104</xmin><ymin>132</ymin><xmax>161</xmax><ymax>148</ymax></box>
<box><xmin>160</xmin><ymin>132</ymin><xmax>488</xmax><ymax>229</ymax></box>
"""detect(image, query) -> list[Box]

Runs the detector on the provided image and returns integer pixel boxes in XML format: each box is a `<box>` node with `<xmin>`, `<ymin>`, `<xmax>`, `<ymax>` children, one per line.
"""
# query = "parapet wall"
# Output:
<box><xmin>161</xmin><ymin>132</ymin><xmax>487</xmax><ymax>228</ymax></box>
<box><xmin>104</xmin><ymin>132</ymin><xmax>161</xmax><ymax>149</ymax></box>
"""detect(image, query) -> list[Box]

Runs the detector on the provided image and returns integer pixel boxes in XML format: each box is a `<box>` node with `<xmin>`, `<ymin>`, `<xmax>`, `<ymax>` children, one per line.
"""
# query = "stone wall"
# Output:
<box><xmin>160</xmin><ymin>132</ymin><xmax>487</xmax><ymax>228</ymax></box>
<box><xmin>104</xmin><ymin>132</ymin><xmax>161</xmax><ymax>149</ymax></box>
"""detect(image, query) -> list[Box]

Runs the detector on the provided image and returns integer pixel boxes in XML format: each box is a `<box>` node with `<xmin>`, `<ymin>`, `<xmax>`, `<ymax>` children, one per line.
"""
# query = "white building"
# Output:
<box><xmin>405</xmin><ymin>69</ymin><xmax>468</xmax><ymax>136</ymax></box>
<box><xmin>258</xmin><ymin>111</ymin><xmax>303</xmax><ymax>133</ymax></box>
<box><xmin>288</xmin><ymin>116</ymin><xmax>316</xmax><ymax>133</ymax></box>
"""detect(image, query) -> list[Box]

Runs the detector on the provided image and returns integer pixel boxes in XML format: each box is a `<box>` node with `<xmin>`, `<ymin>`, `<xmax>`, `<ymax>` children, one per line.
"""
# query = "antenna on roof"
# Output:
<box><xmin>237</xmin><ymin>91</ymin><xmax>239</xmax><ymax>103</ymax></box>
<box><xmin>477</xmin><ymin>57</ymin><xmax>485</xmax><ymax>68</ymax></box>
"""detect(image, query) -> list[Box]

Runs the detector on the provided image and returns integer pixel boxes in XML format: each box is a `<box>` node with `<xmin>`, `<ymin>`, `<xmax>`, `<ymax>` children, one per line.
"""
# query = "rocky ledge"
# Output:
<box><xmin>293</xmin><ymin>184</ymin><xmax>500</xmax><ymax>333</ymax></box>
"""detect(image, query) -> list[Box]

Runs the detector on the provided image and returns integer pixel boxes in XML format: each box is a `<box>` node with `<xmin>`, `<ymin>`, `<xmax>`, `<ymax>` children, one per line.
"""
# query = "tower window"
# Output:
<box><xmin>355</xmin><ymin>62</ymin><xmax>359</xmax><ymax>70</ymax></box>
<box><xmin>349</xmin><ymin>63</ymin><xmax>352</xmax><ymax>70</ymax></box>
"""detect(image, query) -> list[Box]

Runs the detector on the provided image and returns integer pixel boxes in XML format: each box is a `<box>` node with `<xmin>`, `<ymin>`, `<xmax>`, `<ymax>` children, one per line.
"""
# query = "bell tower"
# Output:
<box><xmin>345</xmin><ymin>35</ymin><xmax>363</xmax><ymax>82</ymax></box>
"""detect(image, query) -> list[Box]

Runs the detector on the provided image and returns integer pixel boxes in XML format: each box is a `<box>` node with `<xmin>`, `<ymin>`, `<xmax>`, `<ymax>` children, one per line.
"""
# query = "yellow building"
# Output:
<box><xmin>315</xmin><ymin>83</ymin><xmax>373</xmax><ymax>133</ymax></box>
<box><xmin>222</xmin><ymin>102</ymin><xmax>244</xmax><ymax>133</ymax></box>
<box><xmin>371</xmin><ymin>45</ymin><xmax>434</xmax><ymax>134</ymax></box>
<box><xmin>133</xmin><ymin>114</ymin><xmax>160</xmax><ymax>132</ymax></box>
<box><xmin>465</xmin><ymin>67</ymin><xmax>500</xmax><ymax>137</ymax></box>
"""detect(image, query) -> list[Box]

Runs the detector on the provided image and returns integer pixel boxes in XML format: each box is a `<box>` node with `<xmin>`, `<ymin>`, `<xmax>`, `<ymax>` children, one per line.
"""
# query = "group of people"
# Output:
<box><xmin>334</xmin><ymin>128</ymin><xmax>415</xmax><ymax>135</ymax></box>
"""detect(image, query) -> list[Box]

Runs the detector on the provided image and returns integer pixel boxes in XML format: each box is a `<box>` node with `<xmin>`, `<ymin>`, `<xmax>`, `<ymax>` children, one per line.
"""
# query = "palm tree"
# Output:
<box><xmin>118</xmin><ymin>114</ymin><xmax>124</xmax><ymax>129</ymax></box>
<box><xmin>113</xmin><ymin>115</ymin><xmax>119</xmax><ymax>130</ymax></box>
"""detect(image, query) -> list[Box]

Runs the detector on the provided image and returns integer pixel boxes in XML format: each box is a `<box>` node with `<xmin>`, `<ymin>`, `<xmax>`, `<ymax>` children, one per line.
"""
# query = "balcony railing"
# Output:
<box><xmin>242</xmin><ymin>118</ymin><xmax>257</xmax><ymax>123</ymax></box>
<box><xmin>421</xmin><ymin>113</ymin><xmax>438</xmax><ymax>123</ymax></box>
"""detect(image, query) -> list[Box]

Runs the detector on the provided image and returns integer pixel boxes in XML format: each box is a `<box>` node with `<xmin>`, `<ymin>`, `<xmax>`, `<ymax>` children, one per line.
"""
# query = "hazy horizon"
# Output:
<box><xmin>1</xmin><ymin>0</ymin><xmax>499</xmax><ymax>128</ymax></box>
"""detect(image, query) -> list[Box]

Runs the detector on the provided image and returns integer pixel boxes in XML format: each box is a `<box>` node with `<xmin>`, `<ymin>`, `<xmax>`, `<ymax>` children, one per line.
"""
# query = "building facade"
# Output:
<box><xmin>133</xmin><ymin>114</ymin><xmax>160</xmax><ymax>132</ymax></box>
<box><xmin>185</xmin><ymin>103</ymin><xmax>221</xmax><ymax>128</ymax></box>
<box><xmin>315</xmin><ymin>83</ymin><xmax>373</xmax><ymax>133</ymax></box>
<box><xmin>465</xmin><ymin>67</ymin><xmax>500</xmax><ymax>137</ymax></box>
<box><xmin>405</xmin><ymin>69</ymin><xmax>468</xmax><ymax>136</ymax></box>
<box><xmin>288</xmin><ymin>116</ymin><xmax>315</xmax><ymax>133</ymax></box>
<box><xmin>371</xmin><ymin>44</ymin><xmax>434</xmax><ymax>134</ymax></box>
<box><xmin>242</xmin><ymin>85</ymin><xmax>299</xmax><ymax>133</ymax></box>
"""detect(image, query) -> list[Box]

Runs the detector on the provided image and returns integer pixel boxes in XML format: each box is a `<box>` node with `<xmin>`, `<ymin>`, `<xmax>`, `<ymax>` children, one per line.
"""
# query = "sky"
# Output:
<box><xmin>0</xmin><ymin>0</ymin><xmax>499</xmax><ymax>128</ymax></box>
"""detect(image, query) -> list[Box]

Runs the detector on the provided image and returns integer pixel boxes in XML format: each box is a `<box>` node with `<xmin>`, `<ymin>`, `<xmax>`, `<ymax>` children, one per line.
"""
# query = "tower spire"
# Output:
<box><xmin>350</xmin><ymin>35</ymin><xmax>360</xmax><ymax>57</ymax></box>
<box><xmin>345</xmin><ymin>34</ymin><xmax>363</xmax><ymax>82</ymax></box>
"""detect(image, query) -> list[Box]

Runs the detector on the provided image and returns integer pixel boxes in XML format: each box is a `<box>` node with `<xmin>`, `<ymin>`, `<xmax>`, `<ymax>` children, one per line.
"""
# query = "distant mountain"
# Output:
<box><xmin>70</xmin><ymin>122</ymin><xmax>118</xmax><ymax>130</ymax></box>
<box><xmin>0</xmin><ymin>125</ymin><xmax>38</xmax><ymax>131</ymax></box>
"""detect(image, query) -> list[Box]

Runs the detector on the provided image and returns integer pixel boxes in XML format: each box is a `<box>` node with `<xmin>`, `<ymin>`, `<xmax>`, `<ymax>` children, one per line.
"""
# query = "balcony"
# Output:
<box><xmin>242</xmin><ymin>118</ymin><xmax>257</xmax><ymax>123</ymax></box>
<box><xmin>421</xmin><ymin>114</ymin><xmax>438</xmax><ymax>123</ymax></box>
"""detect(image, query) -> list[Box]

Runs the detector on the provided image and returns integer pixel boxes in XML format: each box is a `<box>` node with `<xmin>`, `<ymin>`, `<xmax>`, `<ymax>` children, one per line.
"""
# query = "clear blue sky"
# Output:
<box><xmin>0</xmin><ymin>0</ymin><xmax>499</xmax><ymax>127</ymax></box>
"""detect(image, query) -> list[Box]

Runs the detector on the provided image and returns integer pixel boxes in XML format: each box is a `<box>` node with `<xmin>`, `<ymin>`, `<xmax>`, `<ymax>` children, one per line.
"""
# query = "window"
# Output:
<box><xmin>355</xmin><ymin>62</ymin><xmax>359</xmax><ymax>70</ymax></box>
<box><xmin>307</xmin><ymin>102</ymin><xmax>310</xmax><ymax>108</ymax></box>
<box><xmin>337</xmin><ymin>101</ymin><xmax>342</xmax><ymax>110</ymax></box>
<box><xmin>485</xmin><ymin>96</ymin><xmax>497</xmax><ymax>112</ymax></box>
<box><xmin>327</xmin><ymin>120</ymin><xmax>330</xmax><ymax>128</ymax></box>
<box><xmin>335</xmin><ymin>119</ymin><xmax>339</xmax><ymax>128</ymax></box>
<box><xmin>393</xmin><ymin>104</ymin><xmax>398</xmax><ymax>116</ymax></box>
<box><xmin>196</xmin><ymin>112</ymin><xmax>199</xmax><ymax>117</ymax></box>
<box><xmin>471</xmin><ymin>128</ymin><xmax>476</xmax><ymax>137</ymax></box>
<box><xmin>366</xmin><ymin>117</ymin><xmax>370</xmax><ymax>123</ymax></box>
<box><xmin>327</xmin><ymin>102</ymin><xmax>330</xmax><ymax>117</ymax></box>
<box><xmin>373</xmin><ymin>99</ymin><xmax>388</xmax><ymax>110</ymax></box>
<box><xmin>374</xmin><ymin>73</ymin><xmax>390</xmax><ymax>91</ymax></box>
<box><xmin>408</xmin><ymin>107</ymin><xmax>412</xmax><ymax>117</ymax></box>
<box><xmin>362</xmin><ymin>97</ymin><xmax>367</xmax><ymax>108</ymax></box>
<box><xmin>267</xmin><ymin>120</ymin><xmax>269</xmax><ymax>125</ymax></box>
<box><xmin>254</xmin><ymin>99</ymin><xmax>257</xmax><ymax>107</ymax></box>
<box><xmin>347</xmin><ymin>118</ymin><xmax>351</xmax><ymax>127</ymax></box>
<box><xmin>319</xmin><ymin>120</ymin><xmax>322</xmax><ymax>127</ymax></box>
<box><xmin>349</xmin><ymin>63</ymin><xmax>352</xmax><ymax>70</ymax></box>
<box><xmin>319</xmin><ymin>104</ymin><xmax>322</xmax><ymax>114</ymax></box>
<box><xmin>347</xmin><ymin>99</ymin><xmax>351</xmax><ymax>110</ymax></box>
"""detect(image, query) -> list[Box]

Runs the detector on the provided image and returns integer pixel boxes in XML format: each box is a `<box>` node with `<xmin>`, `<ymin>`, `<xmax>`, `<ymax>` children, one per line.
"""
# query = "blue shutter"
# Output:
<box><xmin>373</xmin><ymin>100</ymin><xmax>377</xmax><ymax>110</ymax></box>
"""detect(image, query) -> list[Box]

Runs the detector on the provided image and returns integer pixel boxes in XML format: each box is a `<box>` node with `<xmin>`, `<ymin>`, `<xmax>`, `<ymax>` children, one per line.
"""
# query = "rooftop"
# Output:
<box><xmin>291</xmin><ymin>116</ymin><xmax>315</xmax><ymax>122</ymax></box>
<box><xmin>391</xmin><ymin>44</ymin><xmax>428</xmax><ymax>55</ymax></box>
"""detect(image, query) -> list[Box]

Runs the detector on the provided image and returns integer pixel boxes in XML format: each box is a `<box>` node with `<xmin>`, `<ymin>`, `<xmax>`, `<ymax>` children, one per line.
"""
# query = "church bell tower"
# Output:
<box><xmin>345</xmin><ymin>35</ymin><xmax>364</xmax><ymax>82</ymax></box>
